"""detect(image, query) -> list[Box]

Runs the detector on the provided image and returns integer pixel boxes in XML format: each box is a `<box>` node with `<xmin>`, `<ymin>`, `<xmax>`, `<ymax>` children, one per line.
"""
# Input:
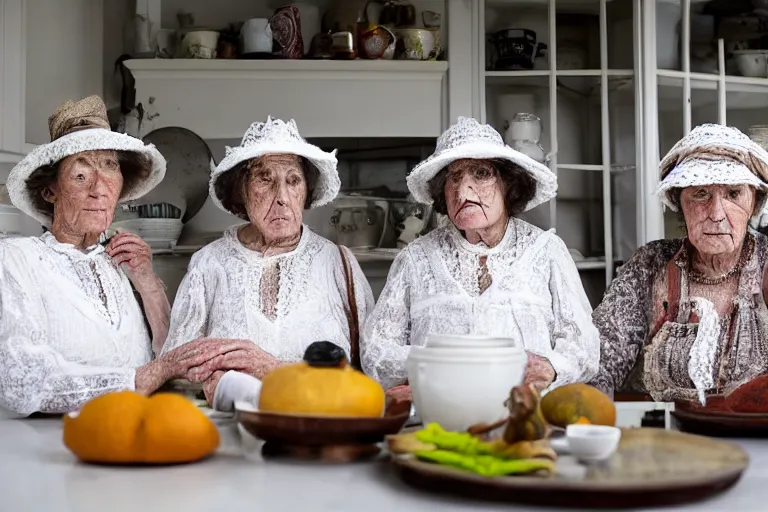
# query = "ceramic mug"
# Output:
<box><xmin>241</xmin><ymin>18</ymin><xmax>273</xmax><ymax>54</ymax></box>
<box><xmin>181</xmin><ymin>30</ymin><xmax>219</xmax><ymax>59</ymax></box>
<box><xmin>396</xmin><ymin>29</ymin><xmax>434</xmax><ymax>60</ymax></box>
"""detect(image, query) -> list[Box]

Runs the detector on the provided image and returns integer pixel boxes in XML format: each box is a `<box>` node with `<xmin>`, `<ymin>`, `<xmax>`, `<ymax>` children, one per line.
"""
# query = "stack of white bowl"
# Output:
<box><xmin>406</xmin><ymin>334</ymin><xmax>527</xmax><ymax>432</ymax></box>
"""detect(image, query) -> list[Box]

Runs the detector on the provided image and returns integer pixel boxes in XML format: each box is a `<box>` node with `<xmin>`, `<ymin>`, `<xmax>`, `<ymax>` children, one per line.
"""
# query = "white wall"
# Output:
<box><xmin>25</xmin><ymin>0</ymin><xmax>103</xmax><ymax>145</ymax></box>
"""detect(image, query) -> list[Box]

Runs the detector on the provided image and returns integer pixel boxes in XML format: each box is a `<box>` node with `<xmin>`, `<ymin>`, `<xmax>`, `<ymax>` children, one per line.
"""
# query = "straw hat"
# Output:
<box><xmin>6</xmin><ymin>95</ymin><xmax>166</xmax><ymax>227</ymax></box>
<box><xmin>209</xmin><ymin>116</ymin><xmax>340</xmax><ymax>217</ymax></box>
<box><xmin>656</xmin><ymin>124</ymin><xmax>768</xmax><ymax>212</ymax></box>
<box><xmin>406</xmin><ymin>117</ymin><xmax>557</xmax><ymax>212</ymax></box>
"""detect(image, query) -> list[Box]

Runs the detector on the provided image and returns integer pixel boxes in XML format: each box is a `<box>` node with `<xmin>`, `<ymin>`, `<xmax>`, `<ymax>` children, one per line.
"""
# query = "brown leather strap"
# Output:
<box><xmin>651</xmin><ymin>257</ymin><xmax>683</xmax><ymax>339</ymax></box>
<box><xmin>338</xmin><ymin>245</ymin><xmax>361</xmax><ymax>371</ymax></box>
<box><xmin>666</xmin><ymin>258</ymin><xmax>682</xmax><ymax>320</ymax></box>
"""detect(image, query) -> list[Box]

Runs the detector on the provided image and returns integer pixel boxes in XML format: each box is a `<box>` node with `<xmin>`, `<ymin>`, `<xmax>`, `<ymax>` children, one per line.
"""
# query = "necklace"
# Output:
<box><xmin>688</xmin><ymin>265</ymin><xmax>740</xmax><ymax>285</ymax></box>
<box><xmin>686</xmin><ymin>235</ymin><xmax>752</xmax><ymax>285</ymax></box>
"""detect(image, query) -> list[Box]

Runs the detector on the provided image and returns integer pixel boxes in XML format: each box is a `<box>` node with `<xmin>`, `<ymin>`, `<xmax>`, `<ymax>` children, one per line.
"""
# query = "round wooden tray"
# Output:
<box><xmin>390</xmin><ymin>428</ymin><xmax>748</xmax><ymax>509</ymax></box>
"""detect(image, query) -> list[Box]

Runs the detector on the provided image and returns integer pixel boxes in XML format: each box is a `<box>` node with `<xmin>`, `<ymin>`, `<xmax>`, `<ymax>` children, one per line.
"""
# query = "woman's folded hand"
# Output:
<box><xmin>185</xmin><ymin>338</ymin><xmax>281</xmax><ymax>382</ymax></box>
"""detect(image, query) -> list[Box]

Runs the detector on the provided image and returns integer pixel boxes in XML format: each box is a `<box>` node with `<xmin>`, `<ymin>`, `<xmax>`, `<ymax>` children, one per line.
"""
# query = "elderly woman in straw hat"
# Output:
<box><xmin>592</xmin><ymin>124</ymin><xmax>768</xmax><ymax>405</ymax></box>
<box><xmin>360</xmin><ymin>117</ymin><xmax>600</xmax><ymax>400</ymax></box>
<box><xmin>0</xmin><ymin>96</ymin><xmax>240</xmax><ymax>416</ymax></box>
<box><xmin>162</xmin><ymin>117</ymin><xmax>374</xmax><ymax>411</ymax></box>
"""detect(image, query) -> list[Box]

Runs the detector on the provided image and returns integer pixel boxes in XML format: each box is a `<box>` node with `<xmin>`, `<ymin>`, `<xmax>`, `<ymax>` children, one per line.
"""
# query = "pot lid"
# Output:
<box><xmin>139</xmin><ymin>127</ymin><xmax>214</xmax><ymax>223</ymax></box>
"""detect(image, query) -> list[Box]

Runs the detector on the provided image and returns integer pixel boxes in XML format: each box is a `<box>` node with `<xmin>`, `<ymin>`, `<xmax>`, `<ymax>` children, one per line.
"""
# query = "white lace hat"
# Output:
<box><xmin>209</xmin><ymin>117</ymin><xmax>340</xmax><ymax>217</ymax></box>
<box><xmin>656</xmin><ymin>124</ymin><xmax>768</xmax><ymax>211</ymax></box>
<box><xmin>6</xmin><ymin>95</ymin><xmax>166</xmax><ymax>227</ymax></box>
<box><xmin>406</xmin><ymin>117</ymin><xmax>557</xmax><ymax>212</ymax></box>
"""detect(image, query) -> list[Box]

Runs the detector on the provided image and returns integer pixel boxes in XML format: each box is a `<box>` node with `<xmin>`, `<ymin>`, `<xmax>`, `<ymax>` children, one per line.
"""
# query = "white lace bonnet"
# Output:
<box><xmin>209</xmin><ymin>116</ymin><xmax>340</xmax><ymax>217</ymax></box>
<box><xmin>406</xmin><ymin>117</ymin><xmax>557</xmax><ymax>211</ymax></box>
<box><xmin>6</xmin><ymin>95</ymin><xmax>166</xmax><ymax>228</ymax></box>
<box><xmin>656</xmin><ymin>124</ymin><xmax>768</xmax><ymax>212</ymax></box>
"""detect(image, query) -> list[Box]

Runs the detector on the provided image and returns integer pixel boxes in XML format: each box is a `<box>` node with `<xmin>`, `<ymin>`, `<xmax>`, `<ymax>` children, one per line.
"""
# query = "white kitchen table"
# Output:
<box><xmin>0</xmin><ymin>415</ymin><xmax>766</xmax><ymax>512</ymax></box>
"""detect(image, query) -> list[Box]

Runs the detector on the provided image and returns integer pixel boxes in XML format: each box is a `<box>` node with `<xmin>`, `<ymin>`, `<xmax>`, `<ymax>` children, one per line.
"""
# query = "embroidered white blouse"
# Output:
<box><xmin>361</xmin><ymin>217</ymin><xmax>601</xmax><ymax>391</ymax></box>
<box><xmin>162</xmin><ymin>226</ymin><xmax>374</xmax><ymax>408</ymax></box>
<box><xmin>0</xmin><ymin>232</ymin><xmax>152</xmax><ymax>416</ymax></box>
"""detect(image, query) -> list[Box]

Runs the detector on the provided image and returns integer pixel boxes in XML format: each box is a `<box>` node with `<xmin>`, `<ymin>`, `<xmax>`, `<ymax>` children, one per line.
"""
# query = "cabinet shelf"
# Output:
<box><xmin>124</xmin><ymin>58</ymin><xmax>449</xmax><ymax>139</ymax></box>
<box><xmin>656</xmin><ymin>70</ymin><xmax>768</xmax><ymax>110</ymax></box>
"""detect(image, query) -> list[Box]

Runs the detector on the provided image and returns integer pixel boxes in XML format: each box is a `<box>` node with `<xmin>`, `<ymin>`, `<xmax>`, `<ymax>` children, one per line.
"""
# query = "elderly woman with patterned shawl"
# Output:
<box><xmin>592</xmin><ymin>124</ymin><xmax>768</xmax><ymax>405</ymax></box>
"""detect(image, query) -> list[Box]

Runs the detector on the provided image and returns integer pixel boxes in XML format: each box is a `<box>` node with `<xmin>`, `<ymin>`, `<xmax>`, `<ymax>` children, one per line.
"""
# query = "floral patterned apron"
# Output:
<box><xmin>643</xmin><ymin>244</ymin><xmax>768</xmax><ymax>405</ymax></box>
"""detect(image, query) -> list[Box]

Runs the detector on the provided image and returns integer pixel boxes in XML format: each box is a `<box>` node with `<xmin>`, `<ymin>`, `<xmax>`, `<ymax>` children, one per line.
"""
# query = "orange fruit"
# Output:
<box><xmin>63</xmin><ymin>391</ymin><xmax>219</xmax><ymax>465</ymax></box>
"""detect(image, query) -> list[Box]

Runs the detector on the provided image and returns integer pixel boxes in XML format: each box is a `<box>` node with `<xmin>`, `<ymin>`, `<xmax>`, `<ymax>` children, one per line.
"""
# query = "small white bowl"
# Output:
<box><xmin>425</xmin><ymin>334</ymin><xmax>519</xmax><ymax>349</ymax></box>
<box><xmin>565</xmin><ymin>424</ymin><xmax>621</xmax><ymax>462</ymax></box>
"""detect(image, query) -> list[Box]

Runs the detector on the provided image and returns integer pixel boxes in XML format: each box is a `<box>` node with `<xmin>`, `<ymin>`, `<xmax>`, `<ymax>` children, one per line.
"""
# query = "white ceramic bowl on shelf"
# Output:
<box><xmin>110</xmin><ymin>218</ymin><xmax>184</xmax><ymax>249</ymax></box>
<box><xmin>406</xmin><ymin>344</ymin><xmax>527</xmax><ymax>432</ymax></box>
<box><xmin>733</xmin><ymin>50</ymin><xmax>768</xmax><ymax>78</ymax></box>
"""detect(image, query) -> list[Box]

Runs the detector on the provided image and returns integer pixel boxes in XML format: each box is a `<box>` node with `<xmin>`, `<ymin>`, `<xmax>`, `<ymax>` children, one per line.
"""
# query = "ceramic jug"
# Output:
<box><xmin>242</xmin><ymin>18</ymin><xmax>273</xmax><ymax>54</ymax></box>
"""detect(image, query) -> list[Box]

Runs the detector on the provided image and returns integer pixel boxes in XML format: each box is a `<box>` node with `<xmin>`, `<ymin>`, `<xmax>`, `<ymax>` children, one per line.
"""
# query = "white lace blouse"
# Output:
<box><xmin>0</xmin><ymin>233</ymin><xmax>152</xmax><ymax>416</ymax></box>
<box><xmin>163</xmin><ymin>225</ymin><xmax>374</xmax><ymax>370</ymax></box>
<box><xmin>361</xmin><ymin>218</ymin><xmax>601</xmax><ymax>391</ymax></box>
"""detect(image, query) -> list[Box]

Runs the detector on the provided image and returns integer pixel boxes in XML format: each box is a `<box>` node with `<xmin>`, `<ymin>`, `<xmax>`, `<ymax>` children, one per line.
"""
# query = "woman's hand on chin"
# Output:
<box><xmin>184</xmin><ymin>338</ymin><xmax>282</xmax><ymax>382</ymax></box>
<box><xmin>523</xmin><ymin>352</ymin><xmax>556</xmax><ymax>391</ymax></box>
<box><xmin>106</xmin><ymin>229</ymin><xmax>161</xmax><ymax>293</ymax></box>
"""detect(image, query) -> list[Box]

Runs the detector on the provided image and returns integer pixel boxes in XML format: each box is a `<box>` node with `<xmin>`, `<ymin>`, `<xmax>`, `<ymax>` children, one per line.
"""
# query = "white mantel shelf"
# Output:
<box><xmin>124</xmin><ymin>59</ymin><xmax>449</xmax><ymax>140</ymax></box>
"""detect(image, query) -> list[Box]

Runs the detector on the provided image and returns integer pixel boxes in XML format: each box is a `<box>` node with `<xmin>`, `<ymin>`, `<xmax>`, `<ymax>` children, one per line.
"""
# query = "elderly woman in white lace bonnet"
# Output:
<box><xmin>162</xmin><ymin>117</ymin><xmax>374</xmax><ymax>411</ymax></box>
<box><xmin>360</xmin><ymin>117</ymin><xmax>601</xmax><ymax>401</ymax></box>
<box><xmin>592</xmin><ymin>124</ymin><xmax>768</xmax><ymax>405</ymax></box>
<box><xmin>0</xmin><ymin>96</ymin><xmax>240</xmax><ymax>416</ymax></box>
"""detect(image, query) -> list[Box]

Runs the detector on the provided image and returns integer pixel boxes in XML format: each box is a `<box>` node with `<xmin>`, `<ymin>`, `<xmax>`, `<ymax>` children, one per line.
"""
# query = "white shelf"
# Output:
<box><xmin>656</xmin><ymin>70</ymin><xmax>768</xmax><ymax>110</ymax></box>
<box><xmin>485</xmin><ymin>0</ymin><xmax>614</xmax><ymax>13</ymax></box>
<box><xmin>574</xmin><ymin>259</ymin><xmax>608</xmax><ymax>270</ymax></box>
<box><xmin>485</xmin><ymin>69</ymin><xmax>633</xmax><ymax>88</ymax></box>
<box><xmin>125</xmin><ymin>58</ymin><xmax>449</xmax><ymax>75</ymax></box>
<box><xmin>124</xmin><ymin>59</ymin><xmax>449</xmax><ymax>139</ymax></box>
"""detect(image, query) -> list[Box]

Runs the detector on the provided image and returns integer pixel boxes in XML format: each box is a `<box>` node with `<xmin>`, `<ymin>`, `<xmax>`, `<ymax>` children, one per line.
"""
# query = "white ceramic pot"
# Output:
<box><xmin>241</xmin><ymin>18</ymin><xmax>273</xmax><ymax>54</ymax></box>
<box><xmin>406</xmin><ymin>346</ymin><xmax>527</xmax><ymax>432</ymax></box>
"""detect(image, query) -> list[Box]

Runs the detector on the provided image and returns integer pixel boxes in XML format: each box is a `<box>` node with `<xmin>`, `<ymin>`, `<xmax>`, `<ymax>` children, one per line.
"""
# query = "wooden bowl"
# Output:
<box><xmin>235</xmin><ymin>399</ymin><xmax>411</xmax><ymax>448</ymax></box>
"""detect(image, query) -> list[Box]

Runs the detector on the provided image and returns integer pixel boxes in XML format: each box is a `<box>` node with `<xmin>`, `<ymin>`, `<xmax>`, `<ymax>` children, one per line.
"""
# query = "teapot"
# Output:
<box><xmin>330</xmin><ymin>199</ymin><xmax>388</xmax><ymax>249</ymax></box>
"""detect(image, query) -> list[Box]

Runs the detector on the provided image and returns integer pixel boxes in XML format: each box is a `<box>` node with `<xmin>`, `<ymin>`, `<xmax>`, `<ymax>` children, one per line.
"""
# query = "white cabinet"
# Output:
<box><xmin>0</xmin><ymin>0</ymin><xmax>103</xmax><ymax>167</ymax></box>
<box><xmin>477</xmin><ymin>0</ymin><xmax>638</xmax><ymax>290</ymax></box>
<box><xmin>0</xmin><ymin>0</ymin><xmax>27</xmax><ymax>172</ymax></box>
<box><xmin>124</xmin><ymin>59</ymin><xmax>449</xmax><ymax>140</ymax></box>
<box><xmin>24</xmin><ymin>0</ymin><xmax>104</xmax><ymax>146</ymax></box>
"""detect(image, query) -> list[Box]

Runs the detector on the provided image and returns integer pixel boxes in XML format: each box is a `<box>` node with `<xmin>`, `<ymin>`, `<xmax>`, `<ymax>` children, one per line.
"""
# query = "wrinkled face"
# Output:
<box><xmin>444</xmin><ymin>159</ymin><xmax>506</xmax><ymax>231</ymax></box>
<box><xmin>680</xmin><ymin>184</ymin><xmax>756</xmax><ymax>256</ymax></box>
<box><xmin>243</xmin><ymin>154</ymin><xmax>306</xmax><ymax>243</ymax></box>
<box><xmin>46</xmin><ymin>150</ymin><xmax>123</xmax><ymax>236</ymax></box>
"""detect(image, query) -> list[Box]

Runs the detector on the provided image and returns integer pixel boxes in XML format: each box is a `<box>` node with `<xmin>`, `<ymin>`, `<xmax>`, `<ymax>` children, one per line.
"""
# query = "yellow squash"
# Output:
<box><xmin>540</xmin><ymin>383</ymin><xmax>616</xmax><ymax>427</ymax></box>
<box><xmin>258</xmin><ymin>341</ymin><xmax>385</xmax><ymax>417</ymax></box>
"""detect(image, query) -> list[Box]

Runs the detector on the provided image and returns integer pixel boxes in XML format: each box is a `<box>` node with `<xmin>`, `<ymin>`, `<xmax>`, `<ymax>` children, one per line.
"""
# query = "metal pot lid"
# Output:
<box><xmin>139</xmin><ymin>127</ymin><xmax>214</xmax><ymax>223</ymax></box>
